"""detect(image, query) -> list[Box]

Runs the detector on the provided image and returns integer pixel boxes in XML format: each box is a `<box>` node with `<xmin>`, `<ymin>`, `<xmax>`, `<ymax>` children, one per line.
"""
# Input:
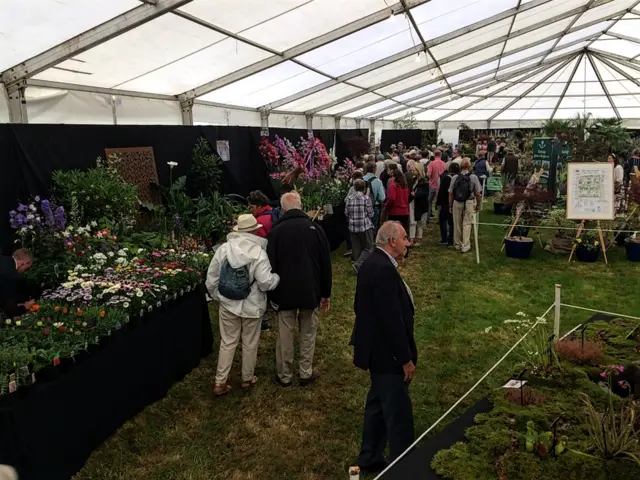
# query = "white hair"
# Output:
<box><xmin>376</xmin><ymin>221</ymin><xmax>402</xmax><ymax>247</ymax></box>
<box><xmin>281</xmin><ymin>191</ymin><xmax>302</xmax><ymax>211</ymax></box>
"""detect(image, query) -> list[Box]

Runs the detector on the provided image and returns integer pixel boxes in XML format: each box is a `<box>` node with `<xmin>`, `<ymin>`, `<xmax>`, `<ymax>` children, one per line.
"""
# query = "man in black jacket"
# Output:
<box><xmin>268</xmin><ymin>192</ymin><xmax>332</xmax><ymax>387</ymax></box>
<box><xmin>351</xmin><ymin>221</ymin><xmax>415</xmax><ymax>475</ymax></box>
<box><xmin>0</xmin><ymin>249</ymin><xmax>35</xmax><ymax>318</ymax></box>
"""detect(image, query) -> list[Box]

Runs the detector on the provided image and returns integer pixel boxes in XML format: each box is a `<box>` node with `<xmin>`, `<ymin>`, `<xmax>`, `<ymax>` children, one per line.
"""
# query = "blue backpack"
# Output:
<box><xmin>218</xmin><ymin>259</ymin><xmax>253</xmax><ymax>300</ymax></box>
<box><xmin>266</xmin><ymin>207</ymin><xmax>285</xmax><ymax>226</ymax></box>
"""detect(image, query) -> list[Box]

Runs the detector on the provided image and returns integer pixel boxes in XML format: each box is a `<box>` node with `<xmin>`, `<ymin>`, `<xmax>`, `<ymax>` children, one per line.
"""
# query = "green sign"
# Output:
<box><xmin>532</xmin><ymin>138</ymin><xmax>573</xmax><ymax>171</ymax></box>
<box><xmin>485</xmin><ymin>176</ymin><xmax>503</xmax><ymax>192</ymax></box>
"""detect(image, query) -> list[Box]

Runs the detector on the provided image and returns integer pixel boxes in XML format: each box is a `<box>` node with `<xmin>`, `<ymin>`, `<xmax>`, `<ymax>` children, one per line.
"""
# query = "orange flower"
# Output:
<box><xmin>99</xmin><ymin>310</ymin><xmax>106</xmax><ymax>317</ymax></box>
<box><xmin>54</xmin><ymin>306</ymin><xmax>60</xmax><ymax>312</ymax></box>
<box><xmin>30</xmin><ymin>304</ymin><xmax>41</xmax><ymax>312</ymax></box>
<box><xmin>62</xmin><ymin>307</ymin><xmax>68</xmax><ymax>314</ymax></box>
<box><xmin>76</xmin><ymin>308</ymin><xmax>83</xmax><ymax>317</ymax></box>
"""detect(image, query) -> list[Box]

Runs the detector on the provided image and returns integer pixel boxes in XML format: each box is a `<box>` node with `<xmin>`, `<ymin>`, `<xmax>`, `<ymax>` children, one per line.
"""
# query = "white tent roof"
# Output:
<box><xmin>3</xmin><ymin>0</ymin><xmax>640</xmax><ymax>127</ymax></box>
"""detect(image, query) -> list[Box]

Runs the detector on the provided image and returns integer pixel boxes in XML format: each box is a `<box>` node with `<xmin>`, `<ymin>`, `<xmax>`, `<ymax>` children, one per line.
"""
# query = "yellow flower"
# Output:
<box><xmin>577</xmin><ymin>238</ymin><xmax>582</xmax><ymax>243</ymax></box>
<box><xmin>594</xmin><ymin>241</ymin><xmax>599</xmax><ymax>246</ymax></box>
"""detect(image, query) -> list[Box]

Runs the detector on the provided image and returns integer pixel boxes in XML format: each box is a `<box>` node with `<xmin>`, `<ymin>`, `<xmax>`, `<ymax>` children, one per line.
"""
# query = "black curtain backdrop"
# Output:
<box><xmin>0</xmin><ymin>124</ymin><xmax>364</xmax><ymax>252</ymax></box>
<box><xmin>380</xmin><ymin>129</ymin><xmax>423</xmax><ymax>153</ymax></box>
<box><xmin>335</xmin><ymin>128</ymin><xmax>369</xmax><ymax>162</ymax></box>
<box><xmin>0</xmin><ymin>289</ymin><xmax>213</xmax><ymax>480</ymax></box>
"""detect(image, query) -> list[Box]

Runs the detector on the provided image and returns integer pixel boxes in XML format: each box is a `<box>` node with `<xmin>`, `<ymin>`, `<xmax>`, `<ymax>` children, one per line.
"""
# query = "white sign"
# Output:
<box><xmin>216</xmin><ymin>140</ymin><xmax>230</xmax><ymax>162</ymax></box>
<box><xmin>566</xmin><ymin>162</ymin><xmax>614</xmax><ymax>220</ymax></box>
<box><xmin>502</xmin><ymin>379</ymin><xmax>527</xmax><ymax>389</ymax></box>
<box><xmin>260</xmin><ymin>127</ymin><xmax>269</xmax><ymax>137</ymax></box>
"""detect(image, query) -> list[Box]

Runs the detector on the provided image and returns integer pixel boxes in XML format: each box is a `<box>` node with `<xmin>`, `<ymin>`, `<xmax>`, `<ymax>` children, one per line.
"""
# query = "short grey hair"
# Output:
<box><xmin>461</xmin><ymin>157</ymin><xmax>472</xmax><ymax>170</ymax></box>
<box><xmin>376</xmin><ymin>221</ymin><xmax>402</xmax><ymax>246</ymax></box>
<box><xmin>281</xmin><ymin>191</ymin><xmax>302</xmax><ymax>211</ymax></box>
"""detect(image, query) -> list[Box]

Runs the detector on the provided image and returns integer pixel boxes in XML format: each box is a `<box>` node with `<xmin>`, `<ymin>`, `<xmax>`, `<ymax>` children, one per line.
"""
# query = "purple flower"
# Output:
<box><xmin>41</xmin><ymin>199</ymin><xmax>54</xmax><ymax>226</ymax></box>
<box><xmin>17</xmin><ymin>204</ymin><xmax>27</xmax><ymax>213</ymax></box>
<box><xmin>9</xmin><ymin>210</ymin><xmax>16</xmax><ymax>218</ymax></box>
<box><xmin>34</xmin><ymin>196</ymin><xmax>40</xmax><ymax>202</ymax></box>
<box><xmin>54</xmin><ymin>206</ymin><xmax>66</xmax><ymax>230</ymax></box>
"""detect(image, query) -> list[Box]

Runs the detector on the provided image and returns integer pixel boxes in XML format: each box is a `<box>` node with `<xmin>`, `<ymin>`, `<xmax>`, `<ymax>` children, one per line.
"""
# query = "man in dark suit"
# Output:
<box><xmin>0</xmin><ymin>249</ymin><xmax>35</xmax><ymax>318</ymax></box>
<box><xmin>351</xmin><ymin>221</ymin><xmax>415</xmax><ymax>475</ymax></box>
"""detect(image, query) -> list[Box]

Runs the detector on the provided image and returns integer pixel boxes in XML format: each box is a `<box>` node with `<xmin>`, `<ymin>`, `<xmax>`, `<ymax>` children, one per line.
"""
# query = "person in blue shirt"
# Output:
<box><xmin>363</xmin><ymin>162</ymin><xmax>386</xmax><ymax>229</ymax></box>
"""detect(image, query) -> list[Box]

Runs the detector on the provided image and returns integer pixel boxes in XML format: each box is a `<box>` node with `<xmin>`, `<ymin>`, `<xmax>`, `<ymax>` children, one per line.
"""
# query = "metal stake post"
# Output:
<box><xmin>554</xmin><ymin>284</ymin><xmax>561</xmax><ymax>337</ymax></box>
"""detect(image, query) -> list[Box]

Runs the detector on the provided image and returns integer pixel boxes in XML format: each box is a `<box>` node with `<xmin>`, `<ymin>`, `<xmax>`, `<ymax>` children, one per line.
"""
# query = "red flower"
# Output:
<box><xmin>53</xmin><ymin>356</ymin><xmax>60</xmax><ymax>366</ymax></box>
<box><xmin>25</xmin><ymin>327</ymin><xmax>31</xmax><ymax>332</ymax></box>
<box><xmin>43</xmin><ymin>328</ymin><xmax>50</xmax><ymax>336</ymax></box>
<box><xmin>58</xmin><ymin>326</ymin><xmax>66</xmax><ymax>333</ymax></box>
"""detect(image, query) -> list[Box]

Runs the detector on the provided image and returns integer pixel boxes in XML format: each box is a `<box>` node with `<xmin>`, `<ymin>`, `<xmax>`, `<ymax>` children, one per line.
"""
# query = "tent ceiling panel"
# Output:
<box><xmin>318</xmin><ymin>92</ymin><xmax>386</xmax><ymax>115</ymax></box>
<box><xmin>606</xmin><ymin>79</ymin><xmax>640</xmax><ymax>94</ymax></box>
<box><xmin>527</xmin><ymin>82</ymin><xmax>572</xmax><ymax>96</ymax></box>
<box><xmin>411</xmin><ymin>0</ymin><xmax>518</xmax><ymax>42</ymax></box>
<box><xmin>115</xmin><ymin>38</ymin><xmax>272</xmax><ymax>95</ymax></box>
<box><xmin>393</xmin><ymin>83</ymin><xmax>441</xmax><ymax>102</ymax></box>
<box><xmin>574</xmin><ymin>0</ymin><xmax>638</xmax><ymax>28</ymax></box>
<box><xmin>470</xmin><ymin>97</ymin><xmax>517</xmax><ymax>109</ymax></box>
<box><xmin>198</xmin><ymin>61</ymin><xmax>329</xmax><ymax>107</ymax></box>
<box><xmin>238</xmin><ymin>0</ymin><xmax>390</xmax><ymax>51</ymax></box>
<box><xmin>278</xmin><ymin>83</ymin><xmax>362</xmax><ymax>111</ymax></box>
<box><xmin>429</xmin><ymin>19</ymin><xmax>513</xmax><ymax>60</ymax></box>
<box><xmin>589</xmin><ymin>39</ymin><xmax>640</xmax><ymax>58</ymax></box>
<box><xmin>500</xmin><ymin>40</ymin><xmax>558</xmax><ymax>67</ymax></box>
<box><xmin>0</xmin><ymin>0</ymin><xmax>139</xmax><ymax>72</ymax></box>
<box><xmin>347</xmin><ymin>100</ymin><xmax>397</xmax><ymax>118</ymax></box>
<box><xmin>294</xmin><ymin>16</ymin><xmax>419</xmax><ymax>77</ymax></box>
<box><xmin>348</xmin><ymin>56</ymin><xmax>432</xmax><ymax>88</ymax></box>
<box><xmin>557</xmin><ymin>21</ymin><xmax>614</xmax><ymax>47</ymax></box>
<box><xmin>592</xmin><ymin>58</ymin><xmax>627</xmax><ymax>81</ymax></box>
<box><xmin>440</xmin><ymin>45</ymin><xmax>505</xmax><ymax>74</ymax></box>
<box><xmin>448</xmin><ymin>61</ymin><xmax>500</xmax><ymax>84</ymax></box>
<box><xmin>505</xmin><ymin>17</ymin><xmax>575</xmax><ymax>52</ymax></box>
<box><xmin>375</xmin><ymin>74</ymin><xmax>433</xmax><ymax>97</ymax></box>
<box><xmin>178</xmin><ymin>0</ymin><xmax>311</xmax><ymax>33</ymax></box>
<box><xmin>512</xmin><ymin>0</ymin><xmax>588</xmax><ymax>32</ymax></box>
<box><xmin>547</xmin><ymin>40</ymin><xmax>592</xmax><ymax>59</ymax></box>
<box><xmin>414</xmin><ymin>109</ymin><xmax>454</xmax><ymax>121</ymax></box>
<box><xmin>618</xmin><ymin>107</ymin><xmax>640</xmax><ymax>116</ymax></box>
<box><xmin>447</xmin><ymin>109</ymin><xmax>500</xmax><ymax>121</ymax></box>
<box><xmin>33</xmin><ymin>14</ymin><xmax>227</xmax><ymax>92</ymax></box>
<box><xmin>609</xmin><ymin>18</ymin><xmax>640</xmax><ymax>36</ymax></box>
<box><xmin>554</xmin><ymin>107</ymin><xmax>617</xmax><ymax>118</ymax></box>
<box><xmin>511</xmin><ymin>96</ymin><xmax>562</xmax><ymax>109</ymax></box>
<box><xmin>521</xmin><ymin>108</ymin><xmax>555</xmax><ymax>119</ymax></box>
<box><xmin>565</xmin><ymin>80</ymin><xmax>613</xmax><ymax>95</ymax></box>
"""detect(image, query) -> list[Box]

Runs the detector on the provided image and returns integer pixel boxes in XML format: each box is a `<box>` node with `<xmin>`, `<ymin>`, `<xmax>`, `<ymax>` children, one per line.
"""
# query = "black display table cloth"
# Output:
<box><xmin>316</xmin><ymin>202</ymin><xmax>348</xmax><ymax>252</ymax></box>
<box><xmin>0</xmin><ymin>289</ymin><xmax>213</xmax><ymax>480</ymax></box>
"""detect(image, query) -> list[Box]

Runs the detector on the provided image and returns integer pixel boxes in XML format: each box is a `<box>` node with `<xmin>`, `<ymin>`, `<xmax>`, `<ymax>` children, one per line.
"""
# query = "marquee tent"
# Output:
<box><xmin>3</xmin><ymin>0</ymin><xmax>640</xmax><ymax>137</ymax></box>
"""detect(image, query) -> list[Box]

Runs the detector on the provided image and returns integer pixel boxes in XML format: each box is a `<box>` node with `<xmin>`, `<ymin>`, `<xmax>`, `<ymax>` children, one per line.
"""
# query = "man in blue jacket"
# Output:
<box><xmin>362</xmin><ymin>162</ymin><xmax>386</xmax><ymax>229</ymax></box>
<box><xmin>351</xmin><ymin>221</ymin><xmax>415</xmax><ymax>475</ymax></box>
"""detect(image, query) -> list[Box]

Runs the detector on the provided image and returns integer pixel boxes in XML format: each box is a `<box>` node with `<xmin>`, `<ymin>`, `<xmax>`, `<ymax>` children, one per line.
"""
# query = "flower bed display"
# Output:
<box><xmin>428</xmin><ymin>314</ymin><xmax>640</xmax><ymax>480</ymax></box>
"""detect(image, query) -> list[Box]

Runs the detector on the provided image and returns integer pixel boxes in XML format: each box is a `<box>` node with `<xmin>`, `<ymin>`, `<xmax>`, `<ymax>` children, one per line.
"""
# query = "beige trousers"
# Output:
<box><xmin>215</xmin><ymin>307</ymin><xmax>262</xmax><ymax>384</ymax></box>
<box><xmin>276</xmin><ymin>309</ymin><xmax>318</xmax><ymax>384</ymax></box>
<box><xmin>453</xmin><ymin>200</ymin><xmax>475</xmax><ymax>252</ymax></box>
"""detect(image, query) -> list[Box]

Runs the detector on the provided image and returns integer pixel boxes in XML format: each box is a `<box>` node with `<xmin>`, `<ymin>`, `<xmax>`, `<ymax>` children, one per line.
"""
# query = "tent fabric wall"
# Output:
<box><xmin>0</xmin><ymin>85</ymin><xmax>8</xmax><ymax>123</ymax></box>
<box><xmin>26</xmin><ymin>88</ymin><xmax>113</xmax><ymax>125</ymax></box>
<box><xmin>193</xmin><ymin>103</ymin><xmax>261</xmax><ymax>126</ymax></box>
<box><xmin>115</xmin><ymin>96</ymin><xmax>182</xmax><ymax>125</ymax></box>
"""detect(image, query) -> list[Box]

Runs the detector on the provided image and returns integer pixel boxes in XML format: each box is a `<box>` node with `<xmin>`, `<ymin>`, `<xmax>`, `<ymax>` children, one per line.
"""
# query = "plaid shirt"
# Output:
<box><xmin>346</xmin><ymin>191</ymin><xmax>374</xmax><ymax>233</ymax></box>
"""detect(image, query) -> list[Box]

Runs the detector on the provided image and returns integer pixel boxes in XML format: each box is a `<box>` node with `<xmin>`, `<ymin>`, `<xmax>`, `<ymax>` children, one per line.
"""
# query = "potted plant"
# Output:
<box><xmin>573</xmin><ymin>233</ymin><xmax>601</xmax><ymax>262</ymax></box>
<box><xmin>625</xmin><ymin>236</ymin><xmax>640</xmax><ymax>262</ymax></box>
<box><xmin>504</xmin><ymin>235</ymin><xmax>534</xmax><ymax>259</ymax></box>
<box><xmin>493</xmin><ymin>189</ymin><xmax>513</xmax><ymax>215</ymax></box>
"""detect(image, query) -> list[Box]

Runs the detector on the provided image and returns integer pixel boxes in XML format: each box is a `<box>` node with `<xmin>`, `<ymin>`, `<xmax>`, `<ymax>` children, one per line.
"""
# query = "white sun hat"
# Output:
<box><xmin>233</xmin><ymin>214</ymin><xmax>263</xmax><ymax>233</ymax></box>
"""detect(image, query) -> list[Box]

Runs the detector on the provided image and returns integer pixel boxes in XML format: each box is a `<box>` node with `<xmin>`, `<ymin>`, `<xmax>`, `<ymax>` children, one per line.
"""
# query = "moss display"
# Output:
<box><xmin>431</xmin><ymin>320</ymin><xmax>640</xmax><ymax>480</ymax></box>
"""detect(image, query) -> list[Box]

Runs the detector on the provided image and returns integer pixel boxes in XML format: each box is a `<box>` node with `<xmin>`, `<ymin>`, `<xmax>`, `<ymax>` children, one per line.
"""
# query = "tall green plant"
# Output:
<box><xmin>189</xmin><ymin>137</ymin><xmax>223</xmax><ymax>197</ymax></box>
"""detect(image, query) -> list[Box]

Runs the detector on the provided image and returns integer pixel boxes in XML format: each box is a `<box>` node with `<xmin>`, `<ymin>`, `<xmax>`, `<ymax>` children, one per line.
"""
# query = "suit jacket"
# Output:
<box><xmin>0</xmin><ymin>256</ymin><xmax>26</xmax><ymax>317</ymax></box>
<box><xmin>351</xmin><ymin>249</ymin><xmax>417</xmax><ymax>375</ymax></box>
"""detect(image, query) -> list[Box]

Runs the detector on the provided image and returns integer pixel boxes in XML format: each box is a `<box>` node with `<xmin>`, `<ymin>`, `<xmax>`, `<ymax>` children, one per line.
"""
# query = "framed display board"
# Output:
<box><xmin>566</xmin><ymin>162</ymin><xmax>614</xmax><ymax>220</ymax></box>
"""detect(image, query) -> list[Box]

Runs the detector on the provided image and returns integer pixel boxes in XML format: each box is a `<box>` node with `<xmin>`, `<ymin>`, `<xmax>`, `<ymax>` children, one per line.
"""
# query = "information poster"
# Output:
<box><xmin>216</xmin><ymin>140</ymin><xmax>230</xmax><ymax>162</ymax></box>
<box><xmin>566</xmin><ymin>162</ymin><xmax>614</xmax><ymax>220</ymax></box>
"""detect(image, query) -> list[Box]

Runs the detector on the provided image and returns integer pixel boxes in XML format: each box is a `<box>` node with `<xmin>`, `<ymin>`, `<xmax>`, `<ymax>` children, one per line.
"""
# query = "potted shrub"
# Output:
<box><xmin>493</xmin><ymin>189</ymin><xmax>513</xmax><ymax>215</ymax></box>
<box><xmin>625</xmin><ymin>236</ymin><xmax>640</xmax><ymax>262</ymax></box>
<box><xmin>504</xmin><ymin>236</ymin><xmax>534</xmax><ymax>259</ymax></box>
<box><xmin>573</xmin><ymin>234</ymin><xmax>601</xmax><ymax>262</ymax></box>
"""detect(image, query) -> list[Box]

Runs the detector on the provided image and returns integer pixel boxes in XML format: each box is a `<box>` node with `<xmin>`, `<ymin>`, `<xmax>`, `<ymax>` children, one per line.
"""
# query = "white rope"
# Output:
<box><xmin>372</xmin><ymin>303</ymin><xmax>555</xmax><ymax>480</ymax></box>
<box><xmin>559</xmin><ymin>324</ymin><xmax>582</xmax><ymax>341</ymax></box>
<box><xmin>559</xmin><ymin>303</ymin><xmax>640</xmax><ymax>321</ymax></box>
<box><xmin>475</xmin><ymin>221</ymin><xmax>638</xmax><ymax>234</ymax></box>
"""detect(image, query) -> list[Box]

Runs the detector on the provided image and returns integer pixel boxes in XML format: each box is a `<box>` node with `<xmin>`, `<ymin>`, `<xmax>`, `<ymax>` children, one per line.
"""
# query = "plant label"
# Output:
<box><xmin>502</xmin><ymin>380</ymin><xmax>527</xmax><ymax>389</ymax></box>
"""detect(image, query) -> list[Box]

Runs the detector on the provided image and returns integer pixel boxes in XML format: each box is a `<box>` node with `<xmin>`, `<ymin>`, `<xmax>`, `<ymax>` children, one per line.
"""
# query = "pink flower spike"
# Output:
<box><xmin>600</xmin><ymin>372</ymin><xmax>607</xmax><ymax>378</ymax></box>
<box><xmin>618</xmin><ymin>366</ymin><xmax>625</xmax><ymax>372</ymax></box>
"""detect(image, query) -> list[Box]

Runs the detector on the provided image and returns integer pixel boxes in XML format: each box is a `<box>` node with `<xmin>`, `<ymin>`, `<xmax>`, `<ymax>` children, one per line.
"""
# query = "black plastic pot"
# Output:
<box><xmin>504</xmin><ymin>237</ymin><xmax>534</xmax><ymax>259</ymax></box>
<box><xmin>60</xmin><ymin>357</ymin><xmax>74</xmax><ymax>374</ymax></box>
<box><xmin>494</xmin><ymin>202</ymin><xmax>512</xmax><ymax>215</ymax></box>
<box><xmin>36</xmin><ymin>365</ymin><xmax>61</xmax><ymax>382</ymax></box>
<box><xmin>575</xmin><ymin>246</ymin><xmax>600</xmax><ymax>263</ymax></box>
<box><xmin>625</xmin><ymin>238</ymin><xmax>640</xmax><ymax>262</ymax></box>
<box><xmin>73</xmin><ymin>350</ymin><xmax>90</xmax><ymax>365</ymax></box>
<box><xmin>512</xmin><ymin>226</ymin><xmax>530</xmax><ymax>237</ymax></box>
<box><xmin>87</xmin><ymin>343</ymin><xmax>100</xmax><ymax>356</ymax></box>
<box><xmin>616</xmin><ymin>232</ymin><xmax>631</xmax><ymax>247</ymax></box>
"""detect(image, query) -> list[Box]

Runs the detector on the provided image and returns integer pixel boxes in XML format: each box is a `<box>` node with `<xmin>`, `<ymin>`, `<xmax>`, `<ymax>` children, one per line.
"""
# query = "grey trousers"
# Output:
<box><xmin>276</xmin><ymin>309</ymin><xmax>319</xmax><ymax>384</ymax></box>
<box><xmin>351</xmin><ymin>229</ymin><xmax>375</xmax><ymax>272</ymax></box>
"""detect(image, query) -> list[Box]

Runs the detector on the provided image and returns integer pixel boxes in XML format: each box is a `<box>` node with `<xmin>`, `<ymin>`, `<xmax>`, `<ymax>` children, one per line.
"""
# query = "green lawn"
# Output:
<box><xmin>75</xmin><ymin>205</ymin><xmax>640</xmax><ymax>480</ymax></box>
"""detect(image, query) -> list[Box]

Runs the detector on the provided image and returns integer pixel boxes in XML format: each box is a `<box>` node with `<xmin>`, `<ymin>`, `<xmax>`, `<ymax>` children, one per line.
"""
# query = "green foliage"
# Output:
<box><xmin>539</xmin><ymin>206</ymin><xmax>578</xmax><ymax>239</ymax></box>
<box><xmin>189</xmin><ymin>137</ymin><xmax>223</xmax><ymax>197</ymax></box>
<box><xmin>52</xmin><ymin>154</ymin><xmax>138</xmax><ymax>233</ymax></box>
<box><xmin>394</xmin><ymin>113</ymin><xmax>418</xmax><ymax>130</ymax></box>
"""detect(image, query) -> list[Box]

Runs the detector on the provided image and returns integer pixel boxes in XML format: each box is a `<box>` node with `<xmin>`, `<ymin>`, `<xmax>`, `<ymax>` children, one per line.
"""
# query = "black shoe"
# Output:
<box><xmin>261</xmin><ymin>320</ymin><xmax>271</xmax><ymax>331</ymax></box>
<box><xmin>438</xmin><ymin>240</ymin><xmax>448</xmax><ymax>245</ymax></box>
<box><xmin>299</xmin><ymin>371</ymin><xmax>320</xmax><ymax>387</ymax></box>
<box><xmin>272</xmin><ymin>374</ymin><xmax>292</xmax><ymax>388</ymax></box>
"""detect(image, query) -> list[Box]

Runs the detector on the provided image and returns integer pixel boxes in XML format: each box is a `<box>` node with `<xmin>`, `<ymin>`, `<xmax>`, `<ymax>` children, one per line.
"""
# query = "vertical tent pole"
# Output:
<box><xmin>474</xmin><ymin>211</ymin><xmax>480</xmax><ymax>265</ymax></box>
<box><xmin>554</xmin><ymin>284</ymin><xmax>561</xmax><ymax>337</ymax></box>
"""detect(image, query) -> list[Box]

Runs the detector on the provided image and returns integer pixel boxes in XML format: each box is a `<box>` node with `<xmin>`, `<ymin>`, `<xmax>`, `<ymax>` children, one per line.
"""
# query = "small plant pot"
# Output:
<box><xmin>575</xmin><ymin>247</ymin><xmax>600</xmax><ymax>263</ymax></box>
<box><xmin>512</xmin><ymin>226</ymin><xmax>530</xmax><ymax>237</ymax></box>
<box><xmin>36</xmin><ymin>365</ymin><xmax>61</xmax><ymax>382</ymax></box>
<box><xmin>616</xmin><ymin>232</ymin><xmax>631</xmax><ymax>247</ymax></box>
<box><xmin>73</xmin><ymin>350</ymin><xmax>90</xmax><ymax>365</ymax></box>
<box><xmin>494</xmin><ymin>202</ymin><xmax>512</xmax><ymax>215</ymax></box>
<box><xmin>625</xmin><ymin>238</ymin><xmax>640</xmax><ymax>262</ymax></box>
<box><xmin>505</xmin><ymin>236</ymin><xmax>534</xmax><ymax>259</ymax></box>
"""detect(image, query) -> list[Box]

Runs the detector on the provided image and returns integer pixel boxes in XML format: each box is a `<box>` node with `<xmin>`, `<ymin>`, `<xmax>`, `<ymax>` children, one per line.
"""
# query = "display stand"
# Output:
<box><xmin>501</xmin><ymin>168</ymin><xmax>543</xmax><ymax>252</ymax></box>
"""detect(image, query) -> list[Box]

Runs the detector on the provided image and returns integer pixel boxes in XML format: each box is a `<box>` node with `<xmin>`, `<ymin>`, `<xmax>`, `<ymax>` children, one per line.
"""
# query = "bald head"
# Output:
<box><xmin>376</xmin><ymin>221</ymin><xmax>402</xmax><ymax>247</ymax></box>
<box><xmin>281</xmin><ymin>191</ymin><xmax>302</xmax><ymax>212</ymax></box>
<box><xmin>376</xmin><ymin>221</ymin><xmax>409</xmax><ymax>261</ymax></box>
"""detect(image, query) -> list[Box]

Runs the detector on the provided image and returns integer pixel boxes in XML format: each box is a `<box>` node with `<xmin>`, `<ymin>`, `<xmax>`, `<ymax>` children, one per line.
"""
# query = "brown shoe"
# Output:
<box><xmin>213</xmin><ymin>383</ymin><xmax>231</xmax><ymax>397</ymax></box>
<box><xmin>272</xmin><ymin>374</ymin><xmax>292</xmax><ymax>388</ymax></box>
<box><xmin>299</xmin><ymin>371</ymin><xmax>320</xmax><ymax>387</ymax></box>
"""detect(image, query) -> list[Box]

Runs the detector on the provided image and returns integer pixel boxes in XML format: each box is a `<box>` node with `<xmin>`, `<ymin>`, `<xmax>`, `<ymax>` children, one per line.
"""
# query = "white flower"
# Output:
<box><xmin>15</xmin><ymin>320</ymin><xmax>21</xmax><ymax>327</ymax></box>
<box><xmin>27</xmin><ymin>213</ymin><xmax>34</xmax><ymax>220</ymax></box>
<box><xmin>123</xmin><ymin>302</ymin><xmax>130</xmax><ymax>308</ymax></box>
<box><xmin>136</xmin><ymin>290</ymin><xmax>143</xmax><ymax>298</ymax></box>
<box><xmin>122</xmin><ymin>247</ymin><xmax>128</xmax><ymax>252</ymax></box>
<box><xmin>68</xmin><ymin>225</ymin><xmax>74</xmax><ymax>231</ymax></box>
<box><xmin>107</xmin><ymin>251</ymin><xmax>115</xmax><ymax>257</ymax></box>
<box><xmin>168</xmin><ymin>249</ymin><xmax>175</xmax><ymax>254</ymax></box>
<box><xmin>80</xmin><ymin>281</ymin><xmax>94</xmax><ymax>288</ymax></box>
<box><xmin>29</xmin><ymin>204</ymin><xmax>37</xmax><ymax>212</ymax></box>
<box><xmin>516</xmin><ymin>312</ymin><xmax>526</xmax><ymax>317</ymax></box>
<box><xmin>141</xmin><ymin>300</ymin><xmax>146</xmax><ymax>305</ymax></box>
<box><xmin>96</xmin><ymin>232</ymin><xmax>103</xmax><ymax>238</ymax></box>
<box><xmin>74</xmin><ymin>265</ymin><xmax>85</xmax><ymax>272</ymax></box>
<box><xmin>4</xmin><ymin>319</ymin><xmax>10</xmax><ymax>325</ymax></box>
<box><xmin>53</xmin><ymin>322</ymin><xmax>63</xmax><ymax>328</ymax></box>
<box><xmin>117</xmin><ymin>249</ymin><xmax>127</xmax><ymax>257</ymax></box>
<box><xmin>90</xmin><ymin>221</ymin><xmax>98</xmax><ymax>227</ymax></box>
<box><xmin>137</xmin><ymin>248</ymin><xmax>145</xmax><ymax>254</ymax></box>
<box><xmin>484</xmin><ymin>326</ymin><xmax>492</xmax><ymax>333</ymax></box>
<box><xmin>167</xmin><ymin>161</ymin><xmax>178</xmax><ymax>168</ymax></box>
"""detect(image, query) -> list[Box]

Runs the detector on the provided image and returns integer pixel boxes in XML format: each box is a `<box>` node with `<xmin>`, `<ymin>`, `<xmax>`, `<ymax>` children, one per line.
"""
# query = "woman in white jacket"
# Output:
<box><xmin>206</xmin><ymin>214</ymin><xmax>280</xmax><ymax>396</ymax></box>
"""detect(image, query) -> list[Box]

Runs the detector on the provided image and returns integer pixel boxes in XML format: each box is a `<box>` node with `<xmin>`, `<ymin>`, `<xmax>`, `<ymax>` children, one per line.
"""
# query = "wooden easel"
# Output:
<box><xmin>568</xmin><ymin>220</ymin><xmax>608</xmax><ymax>264</ymax></box>
<box><xmin>501</xmin><ymin>167</ymin><xmax>544</xmax><ymax>251</ymax></box>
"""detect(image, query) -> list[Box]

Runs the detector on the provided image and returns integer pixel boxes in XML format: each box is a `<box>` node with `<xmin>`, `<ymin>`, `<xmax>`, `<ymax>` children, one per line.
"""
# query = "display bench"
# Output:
<box><xmin>0</xmin><ymin>289</ymin><xmax>213</xmax><ymax>480</ymax></box>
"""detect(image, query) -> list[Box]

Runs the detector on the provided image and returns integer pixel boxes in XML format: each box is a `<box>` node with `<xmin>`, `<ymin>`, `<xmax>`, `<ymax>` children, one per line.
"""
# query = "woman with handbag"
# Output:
<box><xmin>409</xmin><ymin>162</ymin><xmax>430</xmax><ymax>246</ymax></box>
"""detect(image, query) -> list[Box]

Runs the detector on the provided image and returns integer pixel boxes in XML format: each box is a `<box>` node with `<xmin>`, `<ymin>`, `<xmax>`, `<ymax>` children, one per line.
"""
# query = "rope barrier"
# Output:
<box><xmin>559</xmin><ymin>303</ymin><xmax>640</xmax><ymax>321</ymax></box>
<box><xmin>475</xmin><ymin>221</ymin><xmax>638</xmax><ymax>234</ymax></box>
<box><xmin>372</xmin><ymin>303</ymin><xmax>555</xmax><ymax>480</ymax></box>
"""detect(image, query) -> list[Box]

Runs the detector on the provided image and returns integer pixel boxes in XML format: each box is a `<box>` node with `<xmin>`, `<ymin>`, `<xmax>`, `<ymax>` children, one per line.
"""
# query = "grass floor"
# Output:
<box><xmin>75</xmin><ymin>205</ymin><xmax>640</xmax><ymax>480</ymax></box>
